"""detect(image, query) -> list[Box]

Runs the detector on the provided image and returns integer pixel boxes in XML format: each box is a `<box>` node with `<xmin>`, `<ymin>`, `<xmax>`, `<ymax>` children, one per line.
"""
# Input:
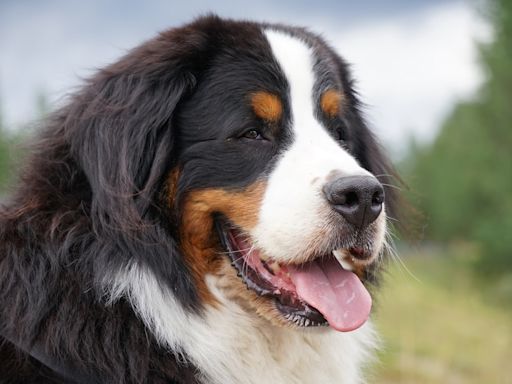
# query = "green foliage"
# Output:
<box><xmin>404</xmin><ymin>0</ymin><xmax>512</xmax><ymax>275</ymax></box>
<box><xmin>0</xmin><ymin>88</ymin><xmax>49</xmax><ymax>193</ymax></box>
<box><xmin>375</xmin><ymin>250</ymin><xmax>512</xmax><ymax>383</ymax></box>
<box><xmin>0</xmin><ymin>103</ymin><xmax>13</xmax><ymax>192</ymax></box>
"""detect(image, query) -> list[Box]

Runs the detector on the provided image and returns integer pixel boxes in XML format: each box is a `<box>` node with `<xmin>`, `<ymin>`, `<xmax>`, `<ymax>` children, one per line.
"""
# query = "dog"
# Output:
<box><xmin>0</xmin><ymin>15</ymin><xmax>399</xmax><ymax>384</ymax></box>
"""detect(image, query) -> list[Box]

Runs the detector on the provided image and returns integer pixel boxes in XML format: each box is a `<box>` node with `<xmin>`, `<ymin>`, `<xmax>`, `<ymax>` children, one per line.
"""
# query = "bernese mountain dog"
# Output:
<box><xmin>0</xmin><ymin>15</ymin><xmax>399</xmax><ymax>384</ymax></box>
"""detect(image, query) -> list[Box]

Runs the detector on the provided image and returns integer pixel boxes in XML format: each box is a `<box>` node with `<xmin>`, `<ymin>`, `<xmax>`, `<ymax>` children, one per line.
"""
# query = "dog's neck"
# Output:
<box><xmin>108</xmin><ymin>264</ymin><xmax>377</xmax><ymax>384</ymax></box>
<box><xmin>195</xmin><ymin>276</ymin><xmax>377</xmax><ymax>384</ymax></box>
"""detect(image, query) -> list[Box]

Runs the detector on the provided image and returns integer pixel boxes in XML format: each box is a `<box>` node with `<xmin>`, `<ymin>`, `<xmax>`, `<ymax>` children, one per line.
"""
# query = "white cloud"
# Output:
<box><xmin>0</xmin><ymin>1</ymin><xmax>491</xmax><ymax>156</ymax></box>
<box><xmin>329</xmin><ymin>1</ymin><xmax>492</xmax><ymax>154</ymax></box>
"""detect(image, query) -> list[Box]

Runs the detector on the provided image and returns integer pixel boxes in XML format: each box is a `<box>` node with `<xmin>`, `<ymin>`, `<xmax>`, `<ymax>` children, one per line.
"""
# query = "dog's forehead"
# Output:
<box><xmin>181</xmin><ymin>25</ymin><xmax>345</xmax><ymax>136</ymax></box>
<box><xmin>259</xmin><ymin>28</ymin><xmax>350</xmax><ymax>152</ymax></box>
<box><xmin>263</xmin><ymin>29</ymin><xmax>324</xmax><ymax>133</ymax></box>
<box><xmin>248</xmin><ymin>27</ymin><xmax>346</xmax><ymax>131</ymax></box>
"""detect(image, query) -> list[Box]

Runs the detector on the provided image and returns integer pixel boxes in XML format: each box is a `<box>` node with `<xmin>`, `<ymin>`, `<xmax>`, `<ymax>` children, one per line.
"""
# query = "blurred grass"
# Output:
<box><xmin>373</xmin><ymin>245</ymin><xmax>512</xmax><ymax>384</ymax></box>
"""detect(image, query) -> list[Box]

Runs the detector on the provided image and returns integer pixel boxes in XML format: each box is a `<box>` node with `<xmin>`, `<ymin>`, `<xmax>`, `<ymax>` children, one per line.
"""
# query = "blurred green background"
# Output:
<box><xmin>375</xmin><ymin>0</ymin><xmax>512</xmax><ymax>382</ymax></box>
<box><xmin>1</xmin><ymin>0</ymin><xmax>511</xmax><ymax>382</ymax></box>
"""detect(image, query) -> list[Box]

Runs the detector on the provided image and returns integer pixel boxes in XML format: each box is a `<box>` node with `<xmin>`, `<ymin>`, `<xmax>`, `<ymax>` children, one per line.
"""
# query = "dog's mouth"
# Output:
<box><xmin>216</xmin><ymin>219</ymin><xmax>372</xmax><ymax>332</ymax></box>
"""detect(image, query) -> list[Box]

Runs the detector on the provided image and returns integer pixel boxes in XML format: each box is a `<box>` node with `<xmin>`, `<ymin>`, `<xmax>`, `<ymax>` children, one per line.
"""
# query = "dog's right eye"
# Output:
<box><xmin>334</xmin><ymin>126</ymin><xmax>346</xmax><ymax>142</ymax></box>
<box><xmin>243</xmin><ymin>129</ymin><xmax>264</xmax><ymax>140</ymax></box>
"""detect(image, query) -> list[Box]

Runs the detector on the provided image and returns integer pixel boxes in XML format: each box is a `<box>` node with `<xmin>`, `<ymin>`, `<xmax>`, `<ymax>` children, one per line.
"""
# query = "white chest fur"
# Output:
<box><xmin>186</xmin><ymin>277</ymin><xmax>378</xmax><ymax>384</ymax></box>
<box><xmin>107</xmin><ymin>265</ymin><xmax>377</xmax><ymax>384</ymax></box>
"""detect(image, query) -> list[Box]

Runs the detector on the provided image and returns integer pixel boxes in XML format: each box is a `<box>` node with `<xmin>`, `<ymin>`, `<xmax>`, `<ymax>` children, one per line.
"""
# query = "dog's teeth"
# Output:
<box><xmin>333</xmin><ymin>249</ymin><xmax>354</xmax><ymax>271</ymax></box>
<box><xmin>267</xmin><ymin>261</ymin><xmax>281</xmax><ymax>274</ymax></box>
<box><xmin>284</xmin><ymin>313</ymin><xmax>316</xmax><ymax>327</ymax></box>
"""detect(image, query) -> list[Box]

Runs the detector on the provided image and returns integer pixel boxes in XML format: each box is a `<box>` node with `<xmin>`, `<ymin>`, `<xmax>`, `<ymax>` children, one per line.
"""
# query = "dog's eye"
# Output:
<box><xmin>243</xmin><ymin>129</ymin><xmax>264</xmax><ymax>140</ymax></box>
<box><xmin>334</xmin><ymin>126</ymin><xmax>346</xmax><ymax>142</ymax></box>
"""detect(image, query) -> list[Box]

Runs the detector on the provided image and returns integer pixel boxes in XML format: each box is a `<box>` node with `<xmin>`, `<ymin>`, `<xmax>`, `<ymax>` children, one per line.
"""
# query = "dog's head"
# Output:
<box><xmin>69</xmin><ymin>16</ymin><xmax>398</xmax><ymax>333</ymax></box>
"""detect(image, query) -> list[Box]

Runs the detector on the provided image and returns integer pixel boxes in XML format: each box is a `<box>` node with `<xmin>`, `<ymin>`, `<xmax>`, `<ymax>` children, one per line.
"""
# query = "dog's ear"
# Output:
<box><xmin>71</xmin><ymin>42</ymin><xmax>199</xmax><ymax>224</ymax></box>
<box><xmin>65</xmin><ymin>30</ymin><xmax>206</xmax><ymax>308</ymax></box>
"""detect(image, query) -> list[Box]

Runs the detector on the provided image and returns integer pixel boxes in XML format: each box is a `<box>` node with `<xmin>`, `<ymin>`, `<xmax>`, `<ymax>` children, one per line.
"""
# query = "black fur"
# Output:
<box><xmin>0</xmin><ymin>15</ymin><xmax>399</xmax><ymax>383</ymax></box>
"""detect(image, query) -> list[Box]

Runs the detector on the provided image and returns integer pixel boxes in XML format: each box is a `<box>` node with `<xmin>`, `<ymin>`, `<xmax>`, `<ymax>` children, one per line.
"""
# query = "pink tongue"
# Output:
<box><xmin>288</xmin><ymin>258</ymin><xmax>372</xmax><ymax>332</ymax></box>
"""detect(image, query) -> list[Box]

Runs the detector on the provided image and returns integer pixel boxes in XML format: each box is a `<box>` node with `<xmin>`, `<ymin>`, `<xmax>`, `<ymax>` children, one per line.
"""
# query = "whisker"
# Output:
<box><xmin>374</xmin><ymin>173</ymin><xmax>400</xmax><ymax>181</ymax></box>
<box><xmin>384</xmin><ymin>232</ymin><xmax>422</xmax><ymax>283</ymax></box>
<box><xmin>216</xmin><ymin>247</ymin><xmax>253</xmax><ymax>255</ymax></box>
<box><xmin>380</xmin><ymin>183</ymin><xmax>403</xmax><ymax>191</ymax></box>
<box><xmin>243</xmin><ymin>244</ymin><xmax>257</xmax><ymax>277</ymax></box>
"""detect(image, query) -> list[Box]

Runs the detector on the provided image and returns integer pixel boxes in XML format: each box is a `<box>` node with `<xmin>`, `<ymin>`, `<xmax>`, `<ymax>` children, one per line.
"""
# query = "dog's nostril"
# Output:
<box><xmin>371</xmin><ymin>190</ymin><xmax>384</xmax><ymax>206</ymax></box>
<box><xmin>323</xmin><ymin>175</ymin><xmax>384</xmax><ymax>228</ymax></box>
<box><xmin>340</xmin><ymin>191</ymin><xmax>359</xmax><ymax>207</ymax></box>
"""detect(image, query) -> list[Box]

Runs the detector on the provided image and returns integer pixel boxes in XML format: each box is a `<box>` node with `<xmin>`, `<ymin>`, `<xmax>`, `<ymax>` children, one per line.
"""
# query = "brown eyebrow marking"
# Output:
<box><xmin>250</xmin><ymin>91</ymin><xmax>283</xmax><ymax>122</ymax></box>
<box><xmin>320</xmin><ymin>89</ymin><xmax>344</xmax><ymax>118</ymax></box>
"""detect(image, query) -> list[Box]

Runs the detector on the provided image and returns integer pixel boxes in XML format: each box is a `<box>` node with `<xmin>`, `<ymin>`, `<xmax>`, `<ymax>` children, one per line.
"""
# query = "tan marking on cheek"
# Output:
<box><xmin>250</xmin><ymin>91</ymin><xmax>283</xmax><ymax>123</ymax></box>
<box><xmin>179</xmin><ymin>181</ymin><xmax>267</xmax><ymax>305</ymax></box>
<box><xmin>320</xmin><ymin>89</ymin><xmax>344</xmax><ymax>118</ymax></box>
<box><xmin>166</xmin><ymin>168</ymin><xmax>180</xmax><ymax>210</ymax></box>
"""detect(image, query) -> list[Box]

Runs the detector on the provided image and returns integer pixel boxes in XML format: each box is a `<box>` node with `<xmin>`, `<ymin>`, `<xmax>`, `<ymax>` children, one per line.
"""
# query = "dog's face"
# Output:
<box><xmin>160</xmin><ymin>21</ymin><xmax>396</xmax><ymax>332</ymax></box>
<box><xmin>0</xmin><ymin>16</ymin><xmax>399</xmax><ymax>384</ymax></box>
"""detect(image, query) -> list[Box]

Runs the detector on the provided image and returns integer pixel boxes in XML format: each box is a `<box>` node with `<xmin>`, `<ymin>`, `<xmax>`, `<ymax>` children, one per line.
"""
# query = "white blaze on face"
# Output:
<box><xmin>252</xmin><ymin>29</ymin><xmax>380</xmax><ymax>263</ymax></box>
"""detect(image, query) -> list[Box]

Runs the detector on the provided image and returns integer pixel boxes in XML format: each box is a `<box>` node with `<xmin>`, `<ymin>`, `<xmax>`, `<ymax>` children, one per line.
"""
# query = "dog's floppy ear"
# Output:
<box><xmin>65</xmin><ymin>30</ymin><xmax>205</xmax><ymax>308</ymax></box>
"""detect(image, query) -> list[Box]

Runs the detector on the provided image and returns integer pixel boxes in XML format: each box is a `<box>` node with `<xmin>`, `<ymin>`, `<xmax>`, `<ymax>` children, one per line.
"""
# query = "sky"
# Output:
<box><xmin>0</xmin><ymin>0</ymin><xmax>492</xmax><ymax>156</ymax></box>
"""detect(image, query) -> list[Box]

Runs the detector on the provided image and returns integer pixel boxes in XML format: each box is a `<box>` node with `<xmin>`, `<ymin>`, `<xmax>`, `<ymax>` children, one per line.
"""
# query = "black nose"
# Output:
<box><xmin>323</xmin><ymin>175</ymin><xmax>384</xmax><ymax>228</ymax></box>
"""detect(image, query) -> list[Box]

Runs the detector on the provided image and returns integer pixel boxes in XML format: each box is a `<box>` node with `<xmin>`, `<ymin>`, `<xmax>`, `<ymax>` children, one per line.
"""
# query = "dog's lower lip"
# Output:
<box><xmin>215</xmin><ymin>217</ymin><xmax>374</xmax><ymax>332</ymax></box>
<box><xmin>215</xmin><ymin>218</ymin><xmax>328</xmax><ymax>327</ymax></box>
<box><xmin>348</xmin><ymin>246</ymin><xmax>371</xmax><ymax>260</ymax></box>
